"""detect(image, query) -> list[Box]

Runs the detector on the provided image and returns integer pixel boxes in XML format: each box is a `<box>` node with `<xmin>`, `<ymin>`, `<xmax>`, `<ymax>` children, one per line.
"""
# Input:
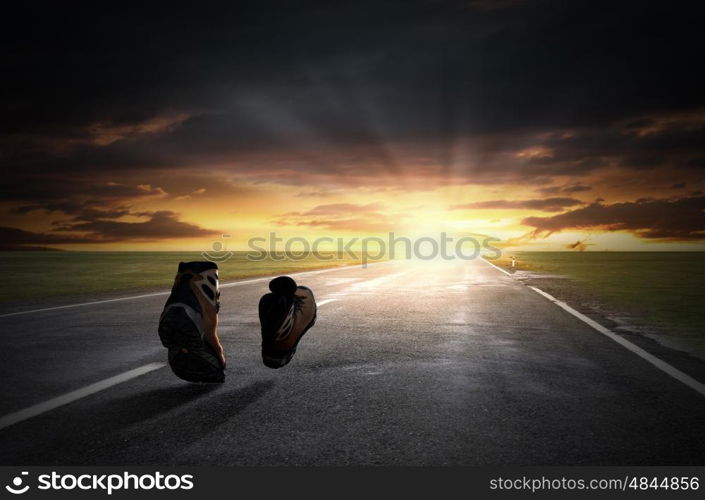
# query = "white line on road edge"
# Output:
<box><xmin>480</xmin><ymin>257</ymin><xmax>513</xmax><ymax>276</ymax></box>
<box><xmin>479</xmin><ymin>257</ymin><xmax>705</xmax><ymax>397</ymax></box>
<box><xmin>0</xmin><ymin>296</ymin><xmax>342</xmax><ymax>431</ymax></box>
<box><xmin>0</xmin><ymin>362</ymin><xmax>166</xmax><ymax>431</ymax></box>
<box><xmin>528</xmin><ymin>286</ymin><xmax>705</xmax><ymax>398</ymax></box>
<box><xmin>0</xmin><ymin>261</ymin><xmax>391</xmax><ymax>319</ymax></box>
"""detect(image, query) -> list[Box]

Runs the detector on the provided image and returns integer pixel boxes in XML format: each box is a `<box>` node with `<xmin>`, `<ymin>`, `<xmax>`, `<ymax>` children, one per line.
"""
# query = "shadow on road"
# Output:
<box><xmin>0</xmin><ymin>380</ymin><xmax>277</xmax><ymax>465</ymax></box>
<box><xmin>103</xmin><ymin>383</ymin><xmax>225</xmax><ymax>426</ymax></box>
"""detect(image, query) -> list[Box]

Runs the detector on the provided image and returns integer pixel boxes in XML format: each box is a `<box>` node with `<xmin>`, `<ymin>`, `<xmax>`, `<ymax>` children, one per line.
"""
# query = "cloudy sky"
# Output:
<box><xmin>2</xmin><ymin>0</ymin><xmax>704</xmax><ymax>251</ymax></box>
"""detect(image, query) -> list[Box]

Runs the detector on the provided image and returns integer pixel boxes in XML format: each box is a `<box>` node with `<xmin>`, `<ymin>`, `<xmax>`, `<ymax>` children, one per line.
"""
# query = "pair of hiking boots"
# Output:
<box><xmin>158</xmin><ymin>261</ymin><xmax>317</xmax><ymax>383</ymax></box>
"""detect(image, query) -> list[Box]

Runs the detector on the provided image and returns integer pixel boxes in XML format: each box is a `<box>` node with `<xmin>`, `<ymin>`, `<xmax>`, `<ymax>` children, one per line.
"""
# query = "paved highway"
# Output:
<box><xmin>0</xmin><ymin>258</ymin><xmax>704</xmax><ymax>465</ymax></box>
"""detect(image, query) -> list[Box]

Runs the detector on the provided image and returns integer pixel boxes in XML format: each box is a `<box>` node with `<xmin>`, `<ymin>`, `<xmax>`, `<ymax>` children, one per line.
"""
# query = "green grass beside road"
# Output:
<box><xmin>0</xmin><ymin>251</ymin><xmax>380</xmax><ymax>303</ymax></box>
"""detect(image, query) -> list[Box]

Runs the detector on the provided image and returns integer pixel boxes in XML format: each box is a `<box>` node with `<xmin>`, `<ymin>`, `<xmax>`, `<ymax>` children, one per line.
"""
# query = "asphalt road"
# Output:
<box><xmin>0</xmin><ymin>258</ymin><xmax>704</xmax><ymax>465</ymax></box>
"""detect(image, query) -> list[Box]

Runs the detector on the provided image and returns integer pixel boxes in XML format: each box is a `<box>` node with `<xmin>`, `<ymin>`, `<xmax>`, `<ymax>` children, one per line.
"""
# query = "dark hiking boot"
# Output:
<box><xmin>259</xmin><ymin>276</ymin><xmax>317</xmax><ymax>369</ymax></box>
<box><xmin>158</xmin><ymin>261</ymin><xmax>225</xmax><ymax>382</ymax></box>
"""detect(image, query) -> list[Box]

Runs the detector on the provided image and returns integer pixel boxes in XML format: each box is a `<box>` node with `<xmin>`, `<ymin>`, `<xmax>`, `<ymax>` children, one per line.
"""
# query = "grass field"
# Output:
<box><xmin>0</xmin><ymin>251</ymin><xmax>381</xmax><ymax>303</ymax></box>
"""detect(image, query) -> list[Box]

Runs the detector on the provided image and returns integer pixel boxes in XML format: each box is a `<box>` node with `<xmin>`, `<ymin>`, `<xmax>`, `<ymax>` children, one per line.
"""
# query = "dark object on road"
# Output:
<box><xmin>259</xmin><ymin>276</ymin><xmax>317</xmax><ymax>369</ymax></box>
<box><xmin>158</xmin><ymin>261</ymin><xmax>225</xmax><ymax>383</ymax></box>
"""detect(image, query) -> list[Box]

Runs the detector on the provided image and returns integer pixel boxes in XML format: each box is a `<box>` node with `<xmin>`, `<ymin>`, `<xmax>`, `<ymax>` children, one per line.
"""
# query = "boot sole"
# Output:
<box><xmin>262</xmin><ymin>287</ymin><xmax>317</xmax><ymax>369</ymax></box>
<box><xmin>159</xmin><ymin>306</ymin><xmax>224</xmax><ymax>383</ymax></box>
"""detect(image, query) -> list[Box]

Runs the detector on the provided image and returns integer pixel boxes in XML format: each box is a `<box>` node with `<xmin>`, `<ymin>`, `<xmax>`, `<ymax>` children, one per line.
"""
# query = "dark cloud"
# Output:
<box><xmin>0</xmin><ymin>211</ymin><xmax>219</xmax><ymax>247</ymax></box>
<box><xmin>0</xmin><ymin>226</ymin><xmax>101</xmax><ymax>245</ymax></box>
<box><xmin>512</xmin><ymin>116</ymin><xmax>705</xmax><ymax>176</ymax></box>
<box><xmin>0</xmin><ymin>181</ymin><xmax>176</xmax><ymax>244</ymax></box>
<box><xmin>470</xmin><ymin>0</ymin><xmax>527</xmax><ymax>11</ymax></box>
<box><xmin>562</xmin><ymin>184</ymin><xmax>592</xmax><ymax>194</ymax></box>
<box><xmin>537</xmin><ymin>184</ymin><xmax>592</xmax><ymax>195</ymax></box>
<box><xmin>522</xmin><ymin>196</ymin><xmax>705</xmax><ymax>240</ymax></box>
<box><xmin>52</xmin><ymin>211</ymin><xmax>220</xmax><ymax>241</ymax></box>
<box><xmin>451</xmin><ymin>197</ymin><xmax>583</xmax><ymax>212</ymax></box>
<box><xmin>14</xmin><ymin>201</ymin><xmax>131</xmax><ymax>222</ymax></box>
<box><xmin>300</xmin><ymin>203</ymin><xmax>385</xmax><ymax>216</ymax></box>
<box><xmin>1</xmin><ymin>1</ymin><xmax>705</xmax><ymax>243</ymax></box>
<box><xmin>275</xmin><ymin>203</ymin><xmax>395</xmax><ymax>232</ymax></box>
<box><xmin>2</xmin><ymin>2</ymin><xmax>704</xmax><ymax>169</ymax></box>
<box><xmin>1</xmin><ymin>179</ymin><xmax>166</xmax><ymax>204</ymax></box>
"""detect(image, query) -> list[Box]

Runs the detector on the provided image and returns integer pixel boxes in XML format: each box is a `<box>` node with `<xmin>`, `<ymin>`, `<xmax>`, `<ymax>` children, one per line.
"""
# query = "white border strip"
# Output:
<box><xmin>480</xmin><ymin>257</ymin><xmax>705</xmax><ymax>397</ymax></box>
<box><xmin>527</xmin><ymin>286</ymin><xmax>705</xmax><ymax>397</ymax></box>
<box><xmin>0</xmin><ymin>260</ymin><xmax>391</xmax><ymax>318</ymax></box>
<box><xmin>481</xmin><ymin>257</ymin><xmax>513</xmax><ymax>276</ymax></box>
<box><xmin>0</xmin><ymin>362</ymin><xmax>166</xmax><ymax>431</ymax></box>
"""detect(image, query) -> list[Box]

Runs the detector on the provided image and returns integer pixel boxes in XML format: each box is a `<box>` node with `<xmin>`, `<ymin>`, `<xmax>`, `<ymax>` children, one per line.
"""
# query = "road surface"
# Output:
<box><xmin>0</xmin><ymin>258</ymin><xmax>704</xmax><ymax>465</ymax></box>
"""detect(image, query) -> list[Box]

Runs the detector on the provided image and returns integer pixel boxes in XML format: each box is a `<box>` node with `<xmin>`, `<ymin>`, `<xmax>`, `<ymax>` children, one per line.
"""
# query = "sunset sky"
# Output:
<box><xmin>2</xmin><ymin>1</ymin><xmax>704</xmax><ymax>252</ymax></box>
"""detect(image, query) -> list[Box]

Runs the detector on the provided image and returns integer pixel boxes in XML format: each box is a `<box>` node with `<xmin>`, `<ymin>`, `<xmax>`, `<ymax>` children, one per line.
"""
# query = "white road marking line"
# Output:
<box><xmin>0</xmin><ymin>292</ymin><xmax>173</xmax><ymax>319</ymax></box>
<box><xmin>479</xmin><ymin>257</ymin><xmax>705</xmax><ymax>398</ymax></box>
<box><xmin>0</xmin><ymin>261</ymin><xmax>393</xmax><ymax>319</ymax></box>
<box><xmin>528</xmin><ymin>285</ymin><xmax>705</xmax><ymax>398</ymax></box>
<box><xmin>0</xmin><ymin>362</ymin><xmax>166</xmax><ymax>431</ymax></box>
<box><xmin>0</xmin><ymin>294</ymin><xmax>342</xmax><ymax>430</ymax></box>
<box><xmin>480</xmin><ymin>257</ymin><xmax>513</xmax><ymax>276</ymax></box>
